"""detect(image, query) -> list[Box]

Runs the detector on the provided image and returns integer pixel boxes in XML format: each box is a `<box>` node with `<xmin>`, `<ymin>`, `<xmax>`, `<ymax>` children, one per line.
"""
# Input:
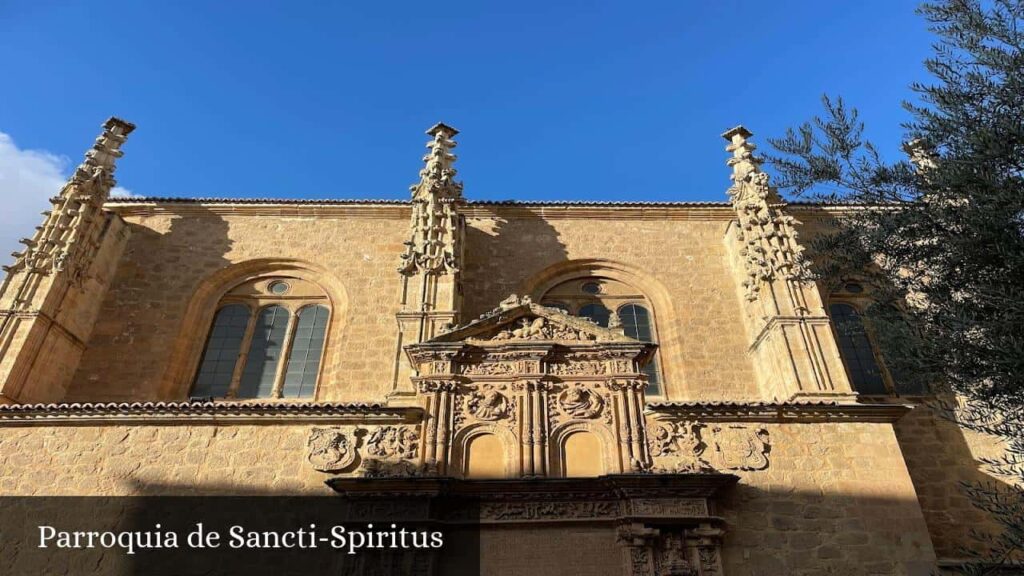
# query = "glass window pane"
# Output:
<box><xmin>192</xmin><ymin>304</ymin><xmax>250</xmax><ymax>398</ymax></box>
<box><xmin>578</xmin><ymin>303</ymin><xmax>611</xmax><ymax>328</ymax></box>
<box><xmin>238</xmin><ymin>305</ymin><xmax>290</xmax><ymax>399</ymax></box>
<box><xmin>282</xmin><ymin>305</ymin><xmax>329</xmax><ymax>398</ymax></box>
<box><xmin>829</xmin><ymin>303</ymin><xmax>888</xmax><ymax>395</ymax></box>
<box><xmin>617</xmin><ymin>304</ymin><xmax>662</xmax><ymax>396</ymax></box>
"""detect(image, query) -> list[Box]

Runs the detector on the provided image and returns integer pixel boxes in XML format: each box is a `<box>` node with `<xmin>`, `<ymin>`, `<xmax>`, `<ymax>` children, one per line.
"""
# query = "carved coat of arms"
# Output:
<box><xmin>307</xmin><ymin>427</ymin><xmax>357</xmax><ymax>472</ymax></box>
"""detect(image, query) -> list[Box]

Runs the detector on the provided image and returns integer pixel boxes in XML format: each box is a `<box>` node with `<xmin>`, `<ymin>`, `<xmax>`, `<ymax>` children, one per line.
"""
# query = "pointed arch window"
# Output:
<box><xmin>829</xmin><ymin>303</ymin><xmax>888</xmax><ymax>395</ymax></box>
<box><xmin>191</xmin><ymin>277</ymin><xmax>330</xmax><ymax>400</ymax></box>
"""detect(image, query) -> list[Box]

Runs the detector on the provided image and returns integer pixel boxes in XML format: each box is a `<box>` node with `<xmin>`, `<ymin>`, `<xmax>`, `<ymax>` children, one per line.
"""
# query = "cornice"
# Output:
<box><xmin>646</xmin><ymin>400</ymin><xmax>913</xmax><ymax>423</ymax></box>
<box><xmin>0</xmin><ymin>401</ymin><xmax>423</xmax><ymax>426</ymax></box>
<box><xmin>104</xmin><ymin>197</ymin><xmax>876</xmax><ymax>222</ymax></box>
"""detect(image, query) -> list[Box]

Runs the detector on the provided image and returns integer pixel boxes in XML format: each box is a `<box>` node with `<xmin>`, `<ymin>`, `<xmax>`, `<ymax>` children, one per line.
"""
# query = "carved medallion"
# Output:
<box><xmin>466</xmin><ymin>389</ymin><xmax>511</xmax><ymax>421</ymax></box>
<box><xmin>365</xmin><ymin>426</ymin><xmax>420</xmax><ymax>461</ymax></box>
<box><xmin>558</xmin><ymin>388</ymin><xmax>604</xmax><ymax>419</ymax></box>
<box><xmin>706</xmin><ymin>425</ymin><xmax>771</xmax><ymax>471</ymax></box>
<box><xmin>307</xmin><ymin>427</ymin><xmax>357</xmax><ymax>472</ymax></box>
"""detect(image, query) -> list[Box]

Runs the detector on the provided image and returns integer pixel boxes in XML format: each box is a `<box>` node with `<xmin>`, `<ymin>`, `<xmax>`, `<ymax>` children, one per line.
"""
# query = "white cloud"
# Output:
<box><xmin>0</xmin><ymin>132</ymin><xmax>136</xmax><ymax>268</ymax></box>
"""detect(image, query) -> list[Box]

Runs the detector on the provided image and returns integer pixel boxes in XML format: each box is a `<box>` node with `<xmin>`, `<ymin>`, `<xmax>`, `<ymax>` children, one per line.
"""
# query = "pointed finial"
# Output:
<box><xmin>722</xmin><ymin>125</ymin><xmax>753</xmax><ymax>143</ymax></box>
<box><xmin>409</xmin><ymin>121</ymin><xmax>463</xmax><ymax>200</ymax></box>
<box><xmin>427</xmin><ymin>122</ymin><xmax>459</xmax><ymax>138</ymax></box>
<box><xmin>65</xmin><ymin>116</ymin><xmax>136</xmax><ymax>195</ymax></box>
<box><xmin>722</xmin><ymin>125</ymin><xmax>764</xmax><ymax>185</ymax></box>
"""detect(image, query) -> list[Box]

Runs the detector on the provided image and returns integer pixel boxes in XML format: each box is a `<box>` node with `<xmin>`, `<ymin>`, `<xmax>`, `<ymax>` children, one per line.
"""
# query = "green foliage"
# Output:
<box><xmin>766</xmin><ymin>1</ymin><xmax>1024</xmax><ymax>571</ymax></box>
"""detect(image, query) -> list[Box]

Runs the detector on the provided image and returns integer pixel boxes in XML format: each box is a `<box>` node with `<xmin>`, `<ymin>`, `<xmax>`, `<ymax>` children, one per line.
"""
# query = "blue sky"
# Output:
<box><xmin>1</xmin><ymin>0</ymin><xmax>933</xmax><ymax>205</ymax></box>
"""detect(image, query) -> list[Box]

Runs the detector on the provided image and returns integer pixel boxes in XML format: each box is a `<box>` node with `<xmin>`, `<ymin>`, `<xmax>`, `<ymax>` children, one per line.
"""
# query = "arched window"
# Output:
<box><xmin>190</xmin><ymin>277</ymin><xmax>329</xmax><ymax>400</ymax></box>
<box><xmin>829</xmin><ymin>303</ymin><xmax>888</xmax><ymax>395</ymax></box>
<box><xmin>617</xmin><ymin>304</ymin><xmax>662</xmax><ymax>396</ymax></box>
<box><xmin>541</xmin><ymin>277</ymin><xmax>664</xmax><ymax>398</ymax></box>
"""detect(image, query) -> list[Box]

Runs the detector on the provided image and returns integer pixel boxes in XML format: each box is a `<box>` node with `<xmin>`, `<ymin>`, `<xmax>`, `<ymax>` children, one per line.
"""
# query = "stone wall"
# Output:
<box><xmin>892</xmin><ymin>403</ymin><xmax>1014</xmax><ymax>563</ymax></box>
<box><xmin>717</xmin><ymin>421</ymin><xmax>935</xmax><ymax>576</ymax></box>
<box><xmin>67</xmin><ymin>202</ymin><xmax>757</xmax><ymax>404</ymax></box>
<box><xmin>0</xmin><ymin>418</ymin><xmax>937</xmax><ymax>574</ymax></box>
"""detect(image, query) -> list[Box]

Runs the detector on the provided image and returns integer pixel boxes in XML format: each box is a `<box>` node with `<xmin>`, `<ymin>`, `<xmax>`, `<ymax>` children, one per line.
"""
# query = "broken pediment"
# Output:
<box><xmin>426</xmin><ymin>296</ymin><xmax>638</xmax><ymax>345</ymax></box>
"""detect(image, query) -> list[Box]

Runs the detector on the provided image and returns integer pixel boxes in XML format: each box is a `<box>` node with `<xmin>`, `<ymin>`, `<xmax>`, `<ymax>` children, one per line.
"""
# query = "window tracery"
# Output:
<box><xmin>191</xmin><ymin>277</ymin><xmax>330</xmax><ymax>400</ymax></box>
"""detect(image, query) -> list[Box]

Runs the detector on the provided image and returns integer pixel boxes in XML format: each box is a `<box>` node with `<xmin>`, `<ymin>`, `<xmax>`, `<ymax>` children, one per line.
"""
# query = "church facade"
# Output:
<box><xmin>0</xmin><ymin>118</ymin><xmax>1008</xmax><ymax>574</ymax></box>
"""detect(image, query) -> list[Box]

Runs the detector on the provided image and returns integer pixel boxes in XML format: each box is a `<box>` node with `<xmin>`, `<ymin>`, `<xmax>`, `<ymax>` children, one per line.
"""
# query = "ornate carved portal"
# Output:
<box><xmin>405</xmin><ymin>299</ymin><xmax>657</xmax><ymax>478</ymax></box>
<box><xmin>306</xmin><ymin>299</ymin><xmax>779</xmax><ymax>574</ymax></box>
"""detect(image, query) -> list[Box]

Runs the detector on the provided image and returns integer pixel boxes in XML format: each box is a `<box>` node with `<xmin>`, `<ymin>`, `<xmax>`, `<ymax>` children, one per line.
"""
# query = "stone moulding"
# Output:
<box><xmin>0</xmin><ymin>401</ymin><xmax>424</xmax><ymax>425</ymax></box>
<box><xmin>646</xmin><ymin>400</ymin><xmax>913</xmax><ymax>423</ymax></box>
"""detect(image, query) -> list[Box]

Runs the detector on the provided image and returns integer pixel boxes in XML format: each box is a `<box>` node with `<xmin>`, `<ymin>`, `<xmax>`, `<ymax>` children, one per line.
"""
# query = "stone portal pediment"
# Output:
<box><xmin>426</xmin><ymin>295</ymin><xmax>639</xmax><ymax>345</ymax></box>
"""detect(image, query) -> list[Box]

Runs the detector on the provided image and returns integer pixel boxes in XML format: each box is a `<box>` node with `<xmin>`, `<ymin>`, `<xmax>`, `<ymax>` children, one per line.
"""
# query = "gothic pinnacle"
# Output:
<box><xmin>63</xmin><ymin>117</ymin><xmax>136</xmax><ymax>197</ymax></box>
<box><xmin>398</xmin><ymin>122</ymin><xmax>465</xmax><ymax>276</ymax></box>
<box><xmin>722</xmin><ymin>125</ymin><xmax>764</xmax><ymax>185</ymax></box>
<box><xmin>410</xmin><ymin>122</ymin><xmax>463</xmax><ymax>201</ymax></box>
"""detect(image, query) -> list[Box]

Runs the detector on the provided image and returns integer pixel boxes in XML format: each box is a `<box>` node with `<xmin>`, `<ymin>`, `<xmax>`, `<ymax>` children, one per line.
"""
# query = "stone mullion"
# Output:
<box><xmin>227</xmin><ymin>310</ymin><xmax>259</xmax><ymax>398</ymax></box>
<box><xmin>270</xmin><ymin>309</ymin><xmax>300</xmax><ymax>399</ymax></box>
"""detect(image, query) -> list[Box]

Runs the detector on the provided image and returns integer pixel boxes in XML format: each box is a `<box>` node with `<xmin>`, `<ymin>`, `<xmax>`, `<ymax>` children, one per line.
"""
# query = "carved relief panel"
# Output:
<box><xmin>648</xmin><ymin>419</ymin><xmax>771</xmax><ymax>473</ymax></box>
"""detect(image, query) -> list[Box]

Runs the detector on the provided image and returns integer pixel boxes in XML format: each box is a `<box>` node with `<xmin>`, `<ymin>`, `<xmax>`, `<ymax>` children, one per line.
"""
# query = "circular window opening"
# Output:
<box><xmin>843</xmin><ymin>282</ymin><xmax>864</xmax><ymax>294</ymax></box>
<box><xmin>268</xmin><ymin>281</ymin><xmax>291</xmax><ymax>295</ymax></box>
<box><xmin>581</xmin><ymin>282</ymin><xmax>602</xmax><ymax>295</ymax></box>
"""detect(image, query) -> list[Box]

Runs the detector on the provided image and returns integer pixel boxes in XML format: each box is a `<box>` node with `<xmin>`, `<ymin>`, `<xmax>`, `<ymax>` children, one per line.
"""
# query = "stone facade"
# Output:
<box><xmin>0</xmin><ymin>119</ymin><xmax>1012</xmax><ymax>575</ymax></box>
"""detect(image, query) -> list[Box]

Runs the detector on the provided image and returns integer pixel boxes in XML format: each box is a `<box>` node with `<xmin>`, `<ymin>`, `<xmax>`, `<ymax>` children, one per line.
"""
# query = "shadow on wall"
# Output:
<box><xmin>67</xmin><ymin>204</ymin><xmax>234</xmax><ymax>401</ymax></box>
<box><xmin>462</xmin><ymin>208</ymin><xmax>569</xmax><ymax>320</ymax></box>
<box><xmin>0</xmin><ymin>478</ymin><xmax>954</xmax><ymax>575</ymax></box>
<box><xmin>891</xmin><ymin>400</ymin><xmax>1021</xmax><ymax>563</ymax></box>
